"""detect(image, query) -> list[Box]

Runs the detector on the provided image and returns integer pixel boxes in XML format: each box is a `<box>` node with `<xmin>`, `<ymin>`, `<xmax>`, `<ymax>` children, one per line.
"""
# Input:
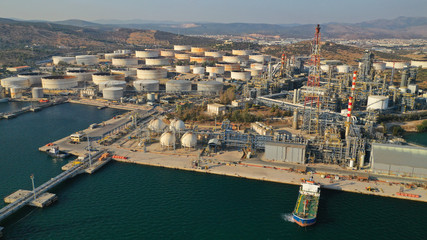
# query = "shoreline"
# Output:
<box><xmin>112</xmin><ymin>150</ymin><xmax>427</xmax><ymax>203</ymax></box>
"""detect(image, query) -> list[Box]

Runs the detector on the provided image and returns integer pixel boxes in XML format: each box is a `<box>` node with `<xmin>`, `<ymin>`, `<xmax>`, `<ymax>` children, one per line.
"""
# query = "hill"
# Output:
<box><xmin>262</xmin><ymin>41</ymin><xmax>411</xmax><ymax>65</ymax></box>
<box><xmin>93</xmin><ymin>16</ymin><xmax>427</xmax><ymax>39</ymax></box>
<box><xmin>0</xmin><ymin>18</ymin><xmax>217</xmax><ymax>66</ymax></box>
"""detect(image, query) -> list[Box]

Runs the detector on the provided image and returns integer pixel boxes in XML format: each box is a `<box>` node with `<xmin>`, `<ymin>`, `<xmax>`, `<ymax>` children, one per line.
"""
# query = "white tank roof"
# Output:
<box><xmin>181</xmin><ymin>132</ymin><xmax>197</xmax><ymax>148</ymax></box>
<box><xmin>160</xmin><ymin>131</ymin><xmax>176</xmax><ymax>147</ymax></box>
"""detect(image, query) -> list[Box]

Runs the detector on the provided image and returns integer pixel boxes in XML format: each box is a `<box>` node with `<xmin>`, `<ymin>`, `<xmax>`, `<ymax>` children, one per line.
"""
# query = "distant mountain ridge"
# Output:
<box><xmin>87</xmin><ymin>16</ymin><xmax>427</xmax><ymax>39</ymax></box>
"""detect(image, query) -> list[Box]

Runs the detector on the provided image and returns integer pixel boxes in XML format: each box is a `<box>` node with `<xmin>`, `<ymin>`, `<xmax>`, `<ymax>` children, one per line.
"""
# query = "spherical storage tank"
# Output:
<box><xmin>17</xmin><ymin>72</ymin><xmax>48</xmax><ymax>85</ymax></box>
<box><xmin>98</xmin><ymin>80</ymin><xmax>126</xmax><ymax>91</ymax></box>
<box><xmin>148</xmin><ymin>118</ymin><xmax>166</xmax><ymax>132</ymax></box>
<box><xmin>135</xmin><ymin>50</ymin><xmax>160</xmax><ymax>58</ymax></box>
<box><xmin>206</xmin><ymin>66</ymin><xmax>225</xmax><ymax>74</ymax></box>
<box><xmin>41</xmin><ymin>76</ymin><xmax>78</xmax><ymax>89</ymax></box>
<box><xmin>336</xmin><ymin>65</ymin><xmax>350</xmax><ymax>73</ymax></box>
<box><xmin>192</xmin><ymin>67</ymin><xmax>205</xmax><ymax>75</ymax></box>
<box><xmin>32</xmin><ymin>87</ymin><xmax>44</xmax><ymax>99</ymax></box>
<box><xmin>66</xmin><ymin>69</ymin><xmax>95</xmax><ymax>82</ymax></box>
<box><xmin>76</xmin><ymin>55</ymin><xmax>98</xmax><ymax>65</ymax></box>
<box><xmin>52</xmin><ymin>56</ymin><xmax>76</xmax><ymax>65</ymax></box>
<box><xmin>112</xmin><ymin>57</ymin><xmax>138</xmax><ymax>67</ymax></box>
<box><xmin>169</xmin><ymin>119</ymin><xmax>186</xmax><ymax>131</ymax></box>
<box><xmin>92</xmin><ymin>72</ymin><xmax>125</xmax><ymax>85</ymax></box>
<box><xmin>181</xmin><ymin>132</ymin><xmax>197</xmax><ymax>148</ymax></box>
<box><xmin>367</xmin><ymin>95</ymin><xmax>389</xmax><ymax>110</ymax></box>
<box><xmin>231</xmin><ymin>71</ymin><xmax>251</xmax><ymax>81</ymax></box>
<box><xmin>145</xmin><ymin>57</ymin><xmax>170</xmax><ymax>66</ymax></box>
<box><xmin>1</xmin><ymin>77</ymin><xmax>31</xmax><ymax>89</ymax></box>
<box><xmin>175</xmin><ymin>65</ymin><xmax>191</xmax><ymax>74</ymax></box>
<box><xmin>197</xmin><ymin>81</ymin><xmax>223</xmax><ymax>94</ymax></box>
<box><xmin>137</xmin><ymin>67</ymin><xmax>167</xmax><ymax>80</ymax></box>
<box><xmin>160</xmin><ymin>131</ymin><xmax>176</xmax><ymax>147</ymax></box>
<box><xmin>102</xmin><ymin>87</ymin><xmax>123</xmax><ymax>100</ymax></box>
<box><xmin>174</xmin><ymin>45</ymin><xmax>191</xmax><ymax>51</ymax></box>
<box><xmin>166</xmin><ymin>80</ymin><xmax>191</xmax><ymax>93</ymax></box>
<box><xmin>373</xmin><ymin>62</ymin><xmax>386</xmax><ymax>72</ymax></box>
<box><xmin>133</xmin><ymin>80</ymin><xmax>159</xmax><ymax>92</ymax></box>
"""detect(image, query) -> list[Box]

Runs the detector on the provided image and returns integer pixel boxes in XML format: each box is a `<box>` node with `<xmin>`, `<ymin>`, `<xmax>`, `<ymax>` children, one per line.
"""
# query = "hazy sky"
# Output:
<box><xmin>1</xmin><ymin>0</ymin><xmax>426</xmax><ymax>24</ymax></box>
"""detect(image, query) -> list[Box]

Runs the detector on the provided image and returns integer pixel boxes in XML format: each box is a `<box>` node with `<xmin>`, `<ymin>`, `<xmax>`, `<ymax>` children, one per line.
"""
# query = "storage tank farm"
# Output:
<box><xmin>66</xmin><ymin>69</ymin><xmax>95</xmax><ymax>82</ymax></box>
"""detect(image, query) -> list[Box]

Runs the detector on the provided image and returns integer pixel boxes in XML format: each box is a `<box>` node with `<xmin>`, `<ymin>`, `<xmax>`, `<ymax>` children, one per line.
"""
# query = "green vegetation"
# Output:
<box><xmin>392</xmin><ymin>125</ymin><xmax>405</xmax><ymax>136</ymax></box>
<box><xmin>219</xmin><ymin>87</ymin><xmax>236</xmax><ymax>105</ymax></box>
<box><xmin>417</xmin><ymin>120</ymin><xmax>427</xmax><ymax>133</ymax></box>
<box><xmin>378</xmin><ymin>111</ymin><xmax>427</xmax><ymax>123</ymax></box>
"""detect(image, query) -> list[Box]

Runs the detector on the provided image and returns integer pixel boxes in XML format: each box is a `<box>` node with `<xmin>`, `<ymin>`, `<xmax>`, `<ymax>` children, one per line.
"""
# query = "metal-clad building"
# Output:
<box><xmin>264</xmin><ymin>142</ymin><xmax>306</xmax><ymax>164</ymax></box>
<box><xmin>370</xmin><ymin>143</ymin><xmax>427</xmax><ymax>178</ymax></box>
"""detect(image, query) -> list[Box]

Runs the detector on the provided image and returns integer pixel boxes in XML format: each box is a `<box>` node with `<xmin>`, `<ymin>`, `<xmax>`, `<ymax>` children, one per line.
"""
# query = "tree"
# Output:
<box><xmin>392</xmin><ymin>126</ymin><xmax>404</xmax><ymax>136</ymax></box>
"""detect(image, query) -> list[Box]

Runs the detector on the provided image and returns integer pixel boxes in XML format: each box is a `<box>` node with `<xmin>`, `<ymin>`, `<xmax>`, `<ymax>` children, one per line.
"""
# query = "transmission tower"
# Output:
<box><xmin>302</xmin><ymin>24</ymin><xmax>322</xmax><ymax>134</ymax></box>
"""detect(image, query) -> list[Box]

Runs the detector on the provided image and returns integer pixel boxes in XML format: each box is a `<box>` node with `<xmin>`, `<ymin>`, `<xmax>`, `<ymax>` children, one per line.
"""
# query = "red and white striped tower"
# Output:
<box><xmin>346</xmin><ymin>71</ymin><xmax>357</xmax><ymax>137</ymax></box>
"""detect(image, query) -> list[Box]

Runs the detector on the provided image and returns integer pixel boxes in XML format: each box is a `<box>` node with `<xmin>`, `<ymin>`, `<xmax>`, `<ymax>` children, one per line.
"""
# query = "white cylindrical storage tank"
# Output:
<box><xmin>98</xmin><ymin>80</ymin><xmax>126</xmax><ymax>91</ymax></box>
<box><xmin>373</xmin><ymin>62</ymin><xmax>386</xmax><ymax>72</ymax></box>
<box><xmin>191</xmin><ymin>47</ymin><xmax>208</xmax><ymax>53</ymax></box>
<box><xmin>133</xmin><ymin>80</ymin><xmax>160</xmax><ymax>92</ymax></box>
<box><xmin>232</xmin><ymin>50</ymin><xmax>252</xmax><ymax>56</ymax></box>
<box><xmin>10</xmin><ymin>87</ymin><xmax>22</xmax><ymax>99</ymax></box>
<box><xmin>166</xmin><ymin>80</ymin><xmax>191</xmax><ymax>93</ymax></box>
<box><xmin>135</xmin><ymin>50</ymin><xmax>159</xmax><ymax>58</ymax></box>
<box><xmin>112</xmin><ymin>57</ymin><xmax>138</xmax><ymax>67</ymax></box>
<box><xmin>169</xmin><ymin>119</ymin><xmax>186</xmax><ymax>131</ymax></box>
<box><xmin>190</xmin><ymin>56</ymin><xmax>213</xmax><ymax>64</ymax></box>
<box><xmin>148</xmin><ymin>118</ymin><xmax>166</xmax><ymax>131</ymax></box>
<box><xmin>399</xmin><ymin>87</ymin><xmax>408</xmax><ymax>93</ymax></box>
<box><xmin>222</xmin><ymin>55</ymin><xmax>242</xmax><ymax>63</ymax></box>
<box><xmin>160</xmin><ymin>131</ymin><xmax>176</xmax><ymax>147</ymax></box>
<box><xmin>41</xmin><ymin>76</ymin><xmax>78</xmax><ymax>89</ymax></box>
<box><xmin>175</xmin><ymin>65</ymin><xmax>191</xmax><ymax>74</ymax></box>
<box><xmin>206</xmin><ymin>66</ymin><xmax>225</xmax><ymax>74</ymax></box>
<box><xmin>192</xmin><ymin>67</ymin><xmax>205</xmax><ymax>75</ymax></box>
<box><xmin>147</xmin><ymin>93</ymin><xmax>156</xmax><ymax>102</ymax></box>
<box><xmin>32</xmin><ymin>87</ymin><xmax>44</xmax><ymax>99</ymax></box>
<box><xmin>249</xmin><ymin>54</ymin><xmax>270</xmax><ymax>63</ymax></box>
<box><xmin>336</xmin><ymin>65</ymin><xmax>350</xmax><ymax>73</ymax></box>
<box><xmin>92</xmin><ymin>72</ymin><xmax>125</xmax><ymax>85</ymax></box>
<box><xmin>111</xmin><ymin>68</ymin><xmax>137</xmax><ymax>78</ymax></box>
<box><xmin>52</xmin><ymin>56</ymin><xmax>76</xmax><ymax>65</ymax></box>
<box><xmin>250</xmin><ymin>63</ymin><xmax>265</xmax><ymax>70</ymax></box>
<box><xmin>175</xmin><ymin>53</ymin><xmax>191</xmax><ymax>60</ymax></box>
<box><xmin>160</xmin><ymin>50</ymin><xmax>175</xmax><ymax>57</ymax></box>
<box><xmin>1</xmin><ymin>77</ymin><xmax>31</xmax><ymax>89</ymax></box>
<box><xmin>105</xmin><ymin>53</ymin><xmax>126</xmax><ymax>60</ymax></box>
<box><xmin>66</xmin><ymin>69</ymin><xmax>94</xmax><ymax>82</ymax></box>
<box><xmin>181</xmin><ymin>132</ymin><xmax>197</xmax><ymax>148</ymax></box>
<box><xmin>145</xmin><ymin>57</ymin><xmax>170</xmax><ymax>66</ymax></box>
<box><xmin>174</xmin><ymin>45</ymin><xmax>191</xmax><ymax>51</ymax></box>
<box><xmin>76</xmin><ymin>55</ymin><xmax>98</xmax><ymax>65</ymax></box>
<box><xmin>205</xmin><ymin>51</ymin><xmax>223</xmax><ymax>58</ymax></box>
<box><xmin>231</xmin><ymin>71</ymin><xmax>251</xmax><ymax>81</ymax></box>
<box><xmin>411</xmin><ymin>60</ymin><xmax>427</xmax><ymax>68</ymax></box>
<box><xmin>217</xmin><ymin>63</ymin><xmax>240</xmax><ymax>71</ymax></box>
<box><xmin>137</xmin><ymin>67</ymin><xmax>167</xmax><ymax>80</ymax></box>
<box><xmin>102</xmin><ymin>87</ymin><xmax>123</xmax><ymax>100</ymax></box>
<box><xmin>17</xmin><ymin>72</ymin><xmax>48</xmax><ymax>86</ymax></box>
<box><xmin>367</xmin><ymin>95</ymin><xmax>389</xmax><ymax>110</ymax></box>
<box><xmin>385</xmin><ymin>61</ymin><xmax>409</xmax><ymax>69</ymax></box>
<box><xmin>245</xmin><ymin>68</ymin><xmax>263</xmax><ymax>77</ymax></box>
<box><xmin>197</xmin><ymin>81</ymin><xmax>223</xmax><ymax>94</ymax></box>
<box><xmin>320</xmin><ymin>65</ymin><xmax>330</xmax><ymax>72</ymax></box>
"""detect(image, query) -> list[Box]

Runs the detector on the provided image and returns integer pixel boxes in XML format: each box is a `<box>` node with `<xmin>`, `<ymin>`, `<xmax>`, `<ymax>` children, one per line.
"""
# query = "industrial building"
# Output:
<box><xmin>370</xmin><ymin>143</ymin><xmax>427</xmax><ymax>178</ymax></box>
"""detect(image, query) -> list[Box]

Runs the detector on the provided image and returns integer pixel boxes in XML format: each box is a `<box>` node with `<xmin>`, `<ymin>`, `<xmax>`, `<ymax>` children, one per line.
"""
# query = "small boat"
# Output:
<box><xmin>46</xmin><ymin>146</ymin><xmax>70</xmax><ymax>159</ymax></box>
<box><xmin>292</xmin><ymin>179</ymin><xmax>321</xmax><ymax>227</ymax></box>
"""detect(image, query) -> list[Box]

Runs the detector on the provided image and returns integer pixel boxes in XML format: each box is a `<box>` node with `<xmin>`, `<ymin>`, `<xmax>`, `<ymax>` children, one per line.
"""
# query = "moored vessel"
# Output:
<box><xmin>292</xmin><ymin>180</ymin><xmax>321</xmax><ymax>227</ymax></box>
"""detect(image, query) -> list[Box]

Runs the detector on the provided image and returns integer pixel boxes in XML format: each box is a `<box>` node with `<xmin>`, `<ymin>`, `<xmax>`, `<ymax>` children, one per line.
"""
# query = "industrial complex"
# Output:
<box><xmin>1</xmin><ymin>23</ymin><xmax>427</xmax><ymax>233</ymax></box>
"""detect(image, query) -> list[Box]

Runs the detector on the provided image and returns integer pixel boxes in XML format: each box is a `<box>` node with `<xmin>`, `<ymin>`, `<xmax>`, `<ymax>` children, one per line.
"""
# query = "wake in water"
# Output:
<box><xmin>281</xmin><ymin>213</ymin><xmax>295</xmax><ymax>223</ymax></box>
